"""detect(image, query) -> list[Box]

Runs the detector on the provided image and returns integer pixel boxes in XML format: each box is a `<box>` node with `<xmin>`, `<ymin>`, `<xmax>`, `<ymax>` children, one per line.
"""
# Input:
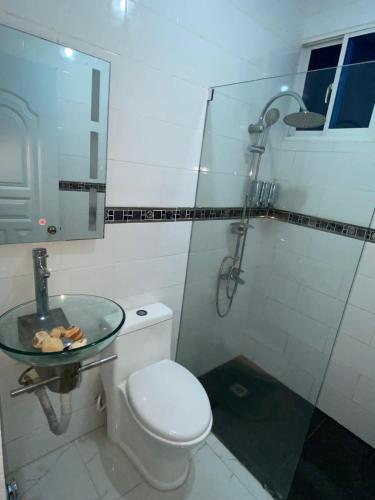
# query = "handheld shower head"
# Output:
<box><xmin>264</xmin><ymin>108</ymin><xmax>280</xmax><ymax>127</ymax></box>
<box><xmin>248</xmin><ymin>107</ymin><xmax>280</xmax><ymax>134</ymax></box>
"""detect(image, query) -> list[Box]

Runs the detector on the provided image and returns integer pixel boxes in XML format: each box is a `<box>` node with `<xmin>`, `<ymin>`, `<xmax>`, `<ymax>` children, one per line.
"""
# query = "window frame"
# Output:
<box><xmin>291</xmin><ymin>25</ymin><xmax>375</xmax><ymax>140</ymax></box>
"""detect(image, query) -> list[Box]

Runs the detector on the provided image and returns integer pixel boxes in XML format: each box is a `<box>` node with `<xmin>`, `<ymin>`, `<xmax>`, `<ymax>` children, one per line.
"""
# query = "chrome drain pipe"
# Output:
<box><xmin>9</xmin><ymin>355</ymin><xmax>117</xmax><ymax>435</ymax></box>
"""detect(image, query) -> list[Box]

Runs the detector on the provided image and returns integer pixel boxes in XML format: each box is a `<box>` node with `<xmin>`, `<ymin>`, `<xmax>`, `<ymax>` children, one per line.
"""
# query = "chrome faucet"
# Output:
<box><xmin>32</xmin><ymin>248</ymin><xmax>50</xmax><ymax>318</ymax></box>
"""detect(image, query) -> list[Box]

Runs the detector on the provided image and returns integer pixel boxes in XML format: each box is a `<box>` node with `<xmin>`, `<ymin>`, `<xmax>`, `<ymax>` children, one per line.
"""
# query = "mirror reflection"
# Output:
<box><xmin>0</xmin><ymin>24</ymin><xmax>109</xmax><ymax>244</ymax></box>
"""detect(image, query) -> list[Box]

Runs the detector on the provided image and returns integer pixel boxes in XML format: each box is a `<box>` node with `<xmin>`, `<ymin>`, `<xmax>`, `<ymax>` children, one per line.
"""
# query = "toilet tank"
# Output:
<box><xmin>101</xmin><ymin>303</ymin><xmax>173</xmax><ymax>388</ymax></box>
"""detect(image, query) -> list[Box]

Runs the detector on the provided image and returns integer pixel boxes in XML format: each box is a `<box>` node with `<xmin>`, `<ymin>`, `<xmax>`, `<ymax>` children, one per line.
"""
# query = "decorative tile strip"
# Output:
<box><xmin>248</xmin><ymin>207</ymin><xmax>269</xmax><ymax>218</ymax></box>
<box><xmin>104</xmin><ymin>205</ymin><xmax>375</xmax><ymax>243</ymax></box>
<box><xmin>59</xmin><ymin>180</ymin><xmax>106</xmax><ymax>193</ymax></box>
<box><xmin>105</xmin><ymin>207</ymin><xmax>252</xmax><ymax>223</ymax></box>
<box><xmin>105</xmin><ymin>207</ymin><xmax>176</xmax><ymax>223</ymax></box>
<box><xmin>268</xmin><ymin>208</ymin><xmax>375</xmax><ymax>242</ymax></box>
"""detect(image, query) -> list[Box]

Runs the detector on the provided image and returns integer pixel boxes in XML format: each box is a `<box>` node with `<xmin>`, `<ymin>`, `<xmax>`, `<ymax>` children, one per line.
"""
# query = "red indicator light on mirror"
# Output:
<box><xmin>38</xmin><ymin>218</ymin><xmax>47</xmax><ymax>226</ymax></box>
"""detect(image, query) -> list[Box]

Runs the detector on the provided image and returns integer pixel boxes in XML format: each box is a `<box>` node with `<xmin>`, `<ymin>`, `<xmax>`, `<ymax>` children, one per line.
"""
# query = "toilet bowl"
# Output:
<box><xmin>101</xmin><ymin>303</ymin><xmax>212</xmax><ymax>490</ymax></box>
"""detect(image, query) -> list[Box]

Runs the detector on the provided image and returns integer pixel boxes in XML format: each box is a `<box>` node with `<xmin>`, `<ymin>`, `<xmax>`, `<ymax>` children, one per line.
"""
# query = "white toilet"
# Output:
<box><xmin>101</xmin><ymin>303</ymin><xmax>212</xmax><ymax>490</ymax></box>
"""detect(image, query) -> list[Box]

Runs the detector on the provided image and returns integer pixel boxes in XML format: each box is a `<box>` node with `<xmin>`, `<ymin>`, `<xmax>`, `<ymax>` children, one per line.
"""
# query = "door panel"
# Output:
<box><xmin>0</xmin><ymin>52</ymin><xmax>59</xmax><ymax>244</ymax></box>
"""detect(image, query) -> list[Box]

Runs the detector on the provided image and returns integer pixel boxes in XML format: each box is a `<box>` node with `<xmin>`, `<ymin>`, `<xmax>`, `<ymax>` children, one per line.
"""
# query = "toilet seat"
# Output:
<box><xmin>125</xmin><ymin>360</ymin><xmax>212</xmax><ymax>445</ymax></box>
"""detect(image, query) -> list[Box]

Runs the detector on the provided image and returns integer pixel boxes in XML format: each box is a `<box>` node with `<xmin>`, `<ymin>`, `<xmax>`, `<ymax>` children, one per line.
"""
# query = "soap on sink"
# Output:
<box><xmin>41</xmin><ymin>337</ymin><xmax>64</xmax><ymax>353</ymax></box>
<box><xmin>64</xmin><ymin>326</ymin><xmax>83</xmax><ymax>341</ymax></box>
<box><xmin>50</xmin><ymin>326</ymin><xmax>66</xmax><ymax>338</ymax></box>
<box><xmin>68</xmin><ymin>338</ymin><xmax>88</xmax><ymax>350</ymax></box>
<box><xmin>32</xmin><ymin>330</ymin><xmax>50</xmax><ymax>348</ymax></box>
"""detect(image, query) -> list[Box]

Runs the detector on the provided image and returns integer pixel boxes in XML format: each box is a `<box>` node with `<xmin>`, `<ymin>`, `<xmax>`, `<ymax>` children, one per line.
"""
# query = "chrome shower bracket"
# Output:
<box><xmin>230</xmin><ymin>221</ymin><xmax>254</xmax><ymax>236</ymax></box>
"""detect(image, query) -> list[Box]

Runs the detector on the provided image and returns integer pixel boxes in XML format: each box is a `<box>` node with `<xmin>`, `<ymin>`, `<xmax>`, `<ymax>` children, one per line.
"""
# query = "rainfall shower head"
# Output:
<box><xmin>248</xmin><ymin>91</ymin><xmax>326</xmax><ymax>133</ymax></box>
<box><xmin>283</xmin><ymin>110</ymin><xmax>326</xmax><ymax>129</ymax></box>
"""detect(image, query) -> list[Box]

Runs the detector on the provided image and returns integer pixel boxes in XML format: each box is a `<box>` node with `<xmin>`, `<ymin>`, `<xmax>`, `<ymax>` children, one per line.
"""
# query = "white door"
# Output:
<box><xmin>0</xmin><ymin>51</ymin><xmax>59</xmax><ymax>244</ymax></box>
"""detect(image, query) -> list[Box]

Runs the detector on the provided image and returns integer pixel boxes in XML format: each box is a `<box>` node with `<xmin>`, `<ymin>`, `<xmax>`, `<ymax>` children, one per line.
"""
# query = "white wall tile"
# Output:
<box><xmin>249</xmin><ymin>323</ymin><xmax>289</xmax><ymax>353</ymax></box>
<box><xmin>59</xmin><ymin>222</ymin><xmax>192</xmax><ymax>270</ymax></box>
<box><xmin>188</xmin><ymin>249</ymin><xmax>230</xmax><ymax>283</ymax></box>
<box><xmin>4</xmin><ymin>404</ymin><xmax>104</xmax><ymax>472</ymax></box>
<box><xmin>190</xmin><ymin>219</ymin><xmax>237</xmax><ymax>252</ymax></box>
<box><xmin>49</xmin><ymin>263</ymin><xmax>116</xmax><ymax>299</ymax></box>
<box><xmin>332</xmin><ymin>333</ymin><xmax>375</xmax><ymax>383</ymax></box>
<box><xmin>349</xmin><ymin>274</ymin><xmax>375</xmax><ymax>313</ymax></box>
<box><xmin>0</xmin><ymin>274</ymin><xmax>35</xmax><ymax>315</ymax></box>
<box><xmin>340</xmin><ymin>304</ymin><xmax>375</xmax><ymax>345</ymax></box>
<box><xmin>0</xmin><ymin>241</ymin><xmax>63</xmax><ymax>279</ymax></box>
<box><xmin>109</xmin><ymin>54</ymin><xmax>207</xmax><ymax>130</ymax></box>
<box><xmin>303</xmin><ymin>0</ymin><xmax>375</xmax><ymax>40</ymax></box>
<box><xmin>285</xmin><ymin>337</ymin><xmax>329</xmax><ymax>381</ymax></box>
<box><xmin>323</xmin><ymin>361</ymin><xmax>360</xmax><ymax>400</ymax></box>
<box><xmin>271</xmin><ymin>140</ymin><xmax>375</xmax><ymax>227</ymax></box>
<box><xmin>201</xmin><ymin>134</ymin><xmax>249</xmax><ymax>176</ymax></box>
<box><xmin>267</xmin><ymin>274</ymin><xmax>299</xmax><ymax>309</ymax></box>
<box><xmin>113</xmin><ymin>253</ymin><xmax>188</xmax><ymax>300</ymax></box>
<box><xmin>263</xmin><ymin>298</ymin><xmax>295</xmax><ymax>334</ymax></box>
<box><xmin>295</xmin><ymin>286</ymin><xmax>344</xmax><ymax>328</ymax></box>
<box><xmin>252</xmin><ymin>341</ymin><xmax>289</xmax><ymax>380</ymax></box>
<box><xmin>357</xmin><ymin>243</ymin><xmax>375</xmax><ymax>280</ymax></box>
<box><xmin>317</xmin><ymin>233</ymin><xmax>375</xmax><ymax>448</ymax></box>
<box><xmin>108</xmin><ymin>107</ymin><xmax>202</xmax><ymax>170</ymax></box>
<box><xmin>319</xmin><ymin>188</ymin><xmax>375</xmax><ymax>227</ymax></box>
<box><xmin>196</xmin><ymin>171</ymin><xmax>247</xmax><ymax>207</ymax></box>
<box><xmin>290</xmin><ymin>312</ymin><xmax>333</xmax><ymax>353</ymax></box>
<box><xmin>106</xmin><ymin>161</ymin><xmax>198</xmax><ymax>207</ymax></box>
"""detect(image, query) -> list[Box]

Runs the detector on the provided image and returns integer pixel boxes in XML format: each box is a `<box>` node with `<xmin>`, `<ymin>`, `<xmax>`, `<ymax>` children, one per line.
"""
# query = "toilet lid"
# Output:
<box><xmin>126</xmin><ymin>360</ymin><xmax>212</xmax><ymax>443</ymax></box>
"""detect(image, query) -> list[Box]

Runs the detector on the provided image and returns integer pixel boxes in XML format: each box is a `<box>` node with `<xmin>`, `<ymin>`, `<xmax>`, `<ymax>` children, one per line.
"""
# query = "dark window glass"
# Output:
<box><xmin>300</xmin><ymin>44</ymin><xmax>341</xmax><ymax>131</ymax></box>
<box><xmin>330</xmin><ymin>32</ymin><xmax>375</xmax><ymax>129</ymax></box>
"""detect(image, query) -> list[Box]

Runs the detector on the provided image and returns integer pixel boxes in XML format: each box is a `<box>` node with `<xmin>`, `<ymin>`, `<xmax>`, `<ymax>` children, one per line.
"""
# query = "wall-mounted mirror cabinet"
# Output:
<box><xmin>0</xmin><ymin>24</ymin><xmax>110</xmax><ymax>244</ymax></box>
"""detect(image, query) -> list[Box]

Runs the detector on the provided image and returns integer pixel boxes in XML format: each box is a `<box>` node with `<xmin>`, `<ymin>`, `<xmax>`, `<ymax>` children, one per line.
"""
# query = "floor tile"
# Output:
<box><xmin>289</xmin><ymin>414</ymin><xmax>375</xmax><ymax>500</ymax></box>
<box><xmin>11</xmin><ymin>443</ymin><xmax>99</xmax><ymax>500</ymax></box>
<box><xmin>75</xmin><ymin>427</ymin><xmax>142</xmax><ymax>500</ymax></box>
<box><xmin>9</xmin><ymin>425</ymin><xmax>271</xmax><ymax>500</ymax></box>
<box><xmin>207</xmin><ymin>434</ymin><xmax>273</xmax><ymax>500</ymax></box>
<box><xmin>121</xmin><ymin>444</ymin><xmax>256</xmax><ymax>500</ymax></box>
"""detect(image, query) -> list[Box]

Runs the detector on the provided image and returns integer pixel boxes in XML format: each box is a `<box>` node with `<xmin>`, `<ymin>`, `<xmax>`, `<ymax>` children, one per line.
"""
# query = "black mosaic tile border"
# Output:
<box><xmin>105</xmin><ymin>208</ymin><xmax>176</xmax><ymax>223</ymax></box>
<box><xmin>104</xmin><ymin>207</ymin><xmax>259</xmax><ymax>223</ymax></box>
<box><xmin>268</xmin><ymin>208</ymin><xmax>375</xmax><ymax>242</ymax></box>
<box><xmin>105</xmin><ymin>205</ymin><xmax>375</xmax><ymax>242</ymax></box>
<box><xmin>59</xmin><ymin>180</ymin><xmax>106</xmax><ymax>193</ymax></box>
<box><xmin>105</xmin><ymin>206</ymin><xmax>270</xmax><ymax>223</ymax></box>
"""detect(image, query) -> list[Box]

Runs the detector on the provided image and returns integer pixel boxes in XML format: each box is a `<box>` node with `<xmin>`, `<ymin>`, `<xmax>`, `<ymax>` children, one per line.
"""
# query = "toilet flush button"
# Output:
<box><xmin>136</xmin><ymin>309</ymin><xmax>147</xmax><ymax>316</ymax></box>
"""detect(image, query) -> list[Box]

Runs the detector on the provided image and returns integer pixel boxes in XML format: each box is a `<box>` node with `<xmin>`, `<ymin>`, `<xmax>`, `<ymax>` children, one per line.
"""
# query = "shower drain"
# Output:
<box><xmin>229</xmin><ymin>383</ymin><xmax>248</xmax><ymax>398</ymax></box>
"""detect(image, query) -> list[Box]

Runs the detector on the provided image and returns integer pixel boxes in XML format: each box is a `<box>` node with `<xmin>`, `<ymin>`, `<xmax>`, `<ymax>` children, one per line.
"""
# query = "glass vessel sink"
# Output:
<box><xmin>0</xmin><ymin>294</ymin><xmax>125</xmax><ymax>367</ymax></box>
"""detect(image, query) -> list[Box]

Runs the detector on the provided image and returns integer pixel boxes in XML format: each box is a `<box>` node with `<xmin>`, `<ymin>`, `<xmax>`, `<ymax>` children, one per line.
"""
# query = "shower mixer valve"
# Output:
<box><xmin>230</xmin><ymin>267</ymin><xmax>245</xmax><ymax>285</ymax></box>
<box><xmin>218</xmin><ymin>263</ymin><xmax>245</xmax><ymax>286</ymax></box>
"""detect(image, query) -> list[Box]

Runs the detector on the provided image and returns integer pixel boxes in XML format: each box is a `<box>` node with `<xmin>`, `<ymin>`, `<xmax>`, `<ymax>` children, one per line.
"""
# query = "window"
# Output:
<box><xmin>299</xmin><ymin>28</ymin><xmax>375</xmax><ymax>134</ymax></box>
<box><xmin>299</xmin><ymin>44</ymin><xmax>341</xmax><ymax>131</ymax></box>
